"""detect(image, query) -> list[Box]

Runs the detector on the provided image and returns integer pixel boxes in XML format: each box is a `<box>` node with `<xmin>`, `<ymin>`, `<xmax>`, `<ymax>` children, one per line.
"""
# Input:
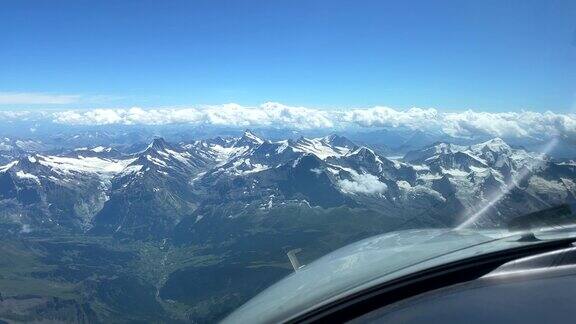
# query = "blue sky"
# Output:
<box><xmin>1</xmin><ymin>0</ymin><xmax>575</xmax><ymax>111</ymax></box>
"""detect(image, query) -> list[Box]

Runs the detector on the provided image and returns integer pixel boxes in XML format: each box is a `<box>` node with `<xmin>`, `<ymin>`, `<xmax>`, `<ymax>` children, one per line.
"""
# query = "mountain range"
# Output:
<box><xmin>0</xmin><ymin>130</ymin><xmax>575</xmax><ymax>322</ymax></box>
<box><xmin>1</xmin><ymin>130</ymin><xmax>574</xmax><ymax>237</ymax></box>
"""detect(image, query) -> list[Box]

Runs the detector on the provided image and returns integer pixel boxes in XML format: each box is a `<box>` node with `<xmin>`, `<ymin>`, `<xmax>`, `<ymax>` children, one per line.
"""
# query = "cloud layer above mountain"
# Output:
<box><xmin>2</xmin><ymin>102</ymin><xmax>575</xmax><ymax>139</ymax></box>
<box><xmin>52</xmin><ymin>103</ymin><xmax>335</xmax><ymax>129</ymax></box>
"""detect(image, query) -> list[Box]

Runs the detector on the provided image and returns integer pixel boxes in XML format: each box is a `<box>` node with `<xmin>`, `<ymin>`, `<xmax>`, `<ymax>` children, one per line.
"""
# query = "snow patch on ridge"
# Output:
<box><xmin>38</xmin><ymin>155</ymin><xmax>135</xmax><ymax>176</ymax></box>
<box><xmin>0</xmin><ymin>160</ymin><xmax>18</xmax><ymax>172</ymax></box>
<box><xmin>16</xmin><ymin>170</ymin><xmax>40</xmax><ymax>183</ymax></box>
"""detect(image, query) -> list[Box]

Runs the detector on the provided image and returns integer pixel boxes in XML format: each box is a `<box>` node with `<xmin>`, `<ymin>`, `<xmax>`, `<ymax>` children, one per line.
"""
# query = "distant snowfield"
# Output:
<box><xmin>75</xmin><ymin>146</ymin><xmax>112</xmax><ymax>153</ymax></box>
<box><xmin>38</xmin><ymin>155</ymin><xmax>136</xmax><ymax>175</ymax></box>
<box><xmin>291</xmin><ymin>137</ymin><xmax>351</xmax><ymax>159</ymax></box>
<box><xmin>210</xmin><ymin>144</ymin><xmax>250</xmax><ymax>162</ymax></box>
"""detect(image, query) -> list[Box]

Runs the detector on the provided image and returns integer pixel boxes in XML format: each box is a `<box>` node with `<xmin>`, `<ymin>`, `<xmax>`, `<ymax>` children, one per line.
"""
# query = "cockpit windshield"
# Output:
<box><xmin>0</xmin><ymin>1</ymin><xmax>575</xmax><ymax>322</ymax></box>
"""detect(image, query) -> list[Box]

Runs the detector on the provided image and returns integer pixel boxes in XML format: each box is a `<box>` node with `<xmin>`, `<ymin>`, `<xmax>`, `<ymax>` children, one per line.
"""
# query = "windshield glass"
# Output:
<box><xmin>0</xmin><ymin>1</ymin><xmax>575</xmax><ymax>323</ymax></box>
<box><xmin>222</xmin><ymin>227</ymin><xmax>576</xmax><ymax>323</ymax></box>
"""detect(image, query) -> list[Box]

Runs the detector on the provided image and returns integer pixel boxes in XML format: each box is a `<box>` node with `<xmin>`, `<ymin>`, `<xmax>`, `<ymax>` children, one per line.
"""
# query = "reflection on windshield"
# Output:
<box><xmin>457</xmin><ymin>137</ymin><xmax>562</xmax><ymax>230</ymax></box>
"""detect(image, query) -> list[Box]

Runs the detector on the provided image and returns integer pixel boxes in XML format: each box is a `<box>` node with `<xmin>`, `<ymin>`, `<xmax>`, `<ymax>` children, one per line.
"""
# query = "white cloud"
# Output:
<box><xmin>0</xmin><ymin>92</ymin><xmax>80</xmax><ymax>105</ymax></box>
<box><xmin>343</xmin><ymin>106</ymin><xmax>576</xmax><ymax>139</ymax></box>
<box><xmin>442</xmin><ymin>110</ymin><xmax>576</xmax><ymax>138</ymax></box>
<box><xmin>343</xmin><ymin>106</ymin><xmax>439</xmax><ymax>129</ymax></box>
<box><xmin>259</xmin><ymin>102</ymin><xmax>334</xmax><ymax>129</ymax></box>
<box><xmin>338</xmin><ymin>173</ymin><xmax>388</xmax><ymax>195</ymax></box>
<box><xmin>0</xmin><ymin>101</ymin><xmax>574</xmax><ymax>140</ymax></box>
<box><xmin>52</xmin><ymin>102</ymin><xmax>334</xmax><ymax>129</ymax></box>
<box><xmin>0</xmin><ymin>110</ymin><xmax>32</xmax><ymax>119</ymax></box>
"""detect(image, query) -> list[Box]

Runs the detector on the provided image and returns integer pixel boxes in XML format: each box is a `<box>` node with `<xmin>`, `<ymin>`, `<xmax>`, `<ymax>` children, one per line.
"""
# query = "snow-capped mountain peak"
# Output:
<box><xmin>471</xmin><ymin>137</ymin><xmax>511</xmax><ymax>153</ymax></box>
<box><xmin>234</xmin><ymin>130</ymin><xmax>264</xmax><ymax>148</ymax></box>
<box><xmin>291</xmin><ymin>136</ymin><xmax>352</xmax><ymax>159</ymax></box>
<box><xmin>146</xmin><ymin>137</ymin><xmax>171</xmax><ymax>152</ymax></box>
<box><xmin>403</xmin><ymin>142</ymin><xmax>466</xmax><ymax>163</ymax></box>
<box><xmin>347</xmin><ymin>146</ymin><xmax>378</xmax><ymax>159</ymax></box>
<box><xmin>321</xmin><ymin>134</ymin><xmax>356</xmax><ymax>149</ymax></box>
